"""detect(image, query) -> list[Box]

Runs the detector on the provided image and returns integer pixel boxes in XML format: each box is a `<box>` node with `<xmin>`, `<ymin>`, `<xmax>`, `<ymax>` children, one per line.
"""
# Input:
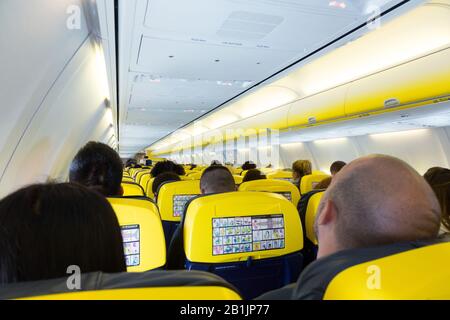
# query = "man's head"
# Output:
<box><xmin>242</xmin><ymin>161</ymin><xmax>257</xmax><ymax>171</ymax></box>
<box><xmin>152</xmin><ymin>172</ymin><xmax>181</xmax><ymax>199</ymax></box>
<box><xmin>330</xmin><ymin>161</ymin><xmax>346</xmax><ymax>176</ymax></box>
<box><xmin>200</xmin><ymin>165</ymin><xmax>236</xmax><ymax>194</ymax></box>
<box><xmin>314</xmin><ymin>154</ymin><xmax>441</xmax><ymax>259</ymax></box>
<box><xmin>243</xmin><ymin>169</ymin><xmax>266</xmax><ymax>183</ymax></box>
<box><xmin>69</xmin><ymin>141</ymin><xmax>123</xmax><ymax>197</ymax></box>
<box><xmin>150</xmin><ymin>160</ymin><xmax>180</xmax><ymax>177</ymax></box>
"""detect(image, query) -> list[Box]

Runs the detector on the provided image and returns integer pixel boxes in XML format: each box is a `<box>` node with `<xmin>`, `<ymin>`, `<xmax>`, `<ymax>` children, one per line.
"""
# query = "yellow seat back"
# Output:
<box><xmin>300</xmin><ymin>174</ymin><xmax>330</xmax><ymax>194</ymax></box>
<box><xmin>135</xmin><ymin>170</ymin><xmax>150</xmax><ymax>185</ymax></box>
<box><xmin>238</xmin><ymin>179</ymin><xmax>301</xmax><ymax>206</ymax></box>
<box><xmin>233</xmin><ymin>175</ymin><xmax>243</xmax><ymax>185</ymax></box>
<box><xmin>145</xmin><ymin>177</ymin><xmax>155</xmax><ymax>199</ymax></box>
<box><xmin>122</xmin><ymin>182</ymin><xmax>145</xmax><ymax>196</ymax></box>
<box><xmin>305</xmin><ymin>192</ymin><xmax>324</xmax><ymax>245</ymax></box>
<box><xmin>108</xmin><ymin>197</ymin><xmax>166</xmax><ymax>271</ymax></box>
<box><xmin>184</xmin><ymin>191</ymin><xmax>303</xmax><ymax>263</ymax></box>
<box><xmin>324</xmin><ymin>242</ymin><xmax>450</xmax><ymax>300</ymax></box>
<box><xmin>187</xmin><ymin>172</ymin><xmax>202</xmax><ymax>180</ymax></box>
<box><xmin>157</xmin><ymin>180</ymin><xmax>201</xmax><ymax>222</ymax></box>
<box><xmin>139</xmin><ymin>173</ymin><xmax>152</xmax><ymax>192</ymax></box>
<box><xmin>266</xmin><ymin>170</ymin><xmax>293</xmax><ymax>183</ymax></box>
<box><xmin>122</xmin><ymin>176</ymin><xmax>134</xmax><ymax>183</ymax></box>
<box><xmin>2</xmin><ymin>271</ymin><xmax>241</xmax><ymax>300</ymax></box>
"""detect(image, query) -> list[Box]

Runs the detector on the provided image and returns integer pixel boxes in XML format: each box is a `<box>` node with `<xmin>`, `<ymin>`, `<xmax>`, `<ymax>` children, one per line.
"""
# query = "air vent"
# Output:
<box><xmin>217</xmin><ymin>11</ymin><xmax>283</xmax><ymax>41</ymax></box>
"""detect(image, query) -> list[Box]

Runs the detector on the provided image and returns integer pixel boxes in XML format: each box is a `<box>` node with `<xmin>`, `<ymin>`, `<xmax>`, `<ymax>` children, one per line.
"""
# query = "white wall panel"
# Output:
<box><xmin>0</xmin><ymin>0</ymin><xmax>115</xmax><ymax>197</ymax></box>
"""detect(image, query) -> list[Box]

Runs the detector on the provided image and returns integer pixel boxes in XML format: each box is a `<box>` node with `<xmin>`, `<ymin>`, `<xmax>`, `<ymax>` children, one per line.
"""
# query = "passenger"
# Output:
<box><xmin>257</xmin><ymin>155</ymin><xmax>441</xmax><ymax>300</ymax></box>
<box><xmin>314</xmin><ymin>176</ymin><xmax>332</xmax><ymax>190</ymax></box>
<box><xmin>167</xmin><ymin>165</ymin><xmax>236</xmax><ymax>269</ymax></box>
<box><xmin>152</xmin><ymin>172</ymin><xmax>181</xmax><ymax>200</ymax></box>
<box><xmin>424</xmin><ymin>167</ymin><xmax>450</xmax><ymax>235</ymax></box>
<box><xmin>200</xmin><ymin>165</ymin><xmax>237</xmax><ymax>194</ymax></box>
<box><xmin>150</xmin><ymin>160</ymin><xmax>180</xmax><ymax>178</ymax></box>
<box><xmin>292</xmin><ymin>160</ymin><xmax>312</xmax><ymax>190</ymax></box>
<box><xmin>0</xmin><ymin>183</ymin><xmax>126</xmax><ymax>284</ymax></box>
<box><xmin>242</xmin><ymin>169</ymin><xmax>266</xmax><ymax>183</ymax></box>
<box><xmin>330</xmin><ymin>161</ymin><xmax>346</xmax><ymax>176</ymax></box>
<box><xmin>69</xmin><ymin>141</ymin><xmax>123</xmax><ymax>197</ymax></box>
<box><xmin>175</xmin><ymin>164</ymin><xmax>186</xmax><ymax>176</ymax></box>
<box><xmin>241</xmin><ymin>161</ymin><xmax>257</xmax><ymax>171</ymax></box>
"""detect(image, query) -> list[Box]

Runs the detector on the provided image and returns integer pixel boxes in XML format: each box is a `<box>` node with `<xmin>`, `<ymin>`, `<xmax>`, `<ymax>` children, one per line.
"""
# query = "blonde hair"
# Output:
<box><xmin>292</xmin><ymin>160</ymin><xmax>312</xmax><ymax>178</ymax></box>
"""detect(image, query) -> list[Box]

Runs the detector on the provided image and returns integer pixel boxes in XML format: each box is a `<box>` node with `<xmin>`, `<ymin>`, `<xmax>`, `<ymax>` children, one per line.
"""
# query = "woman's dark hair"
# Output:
<box><xmin>242</xmin><ymin>169</ymin><xmax>266</xmax><ymax>183</ymax></box>
<box><xmin>424</xmin><ymin>167</ymin><xmax>450</xmax><ymax>231</ymax></box>
<box><xmin>150</xmin><ymin>160</ymin><xmax>180</xmax><ymax>177</ymax></box>
<box><xmin>0</xmin><ymin>183</ymin><xmax>126</xmax><ymax>285</ymax></box>
<box><xmin>152</xmin><ymin>172</ymin><xmax>181</xmax><ymax>195</ymax></box>
<box><xmin>69</xmin><ymin>141</ymin><xmax>123</xmax><ymax>196</ymax></box>
<box><xmin>241</xmin><ymin>161</ymin><xmax>257</xmax><ymax>171</ymax></box>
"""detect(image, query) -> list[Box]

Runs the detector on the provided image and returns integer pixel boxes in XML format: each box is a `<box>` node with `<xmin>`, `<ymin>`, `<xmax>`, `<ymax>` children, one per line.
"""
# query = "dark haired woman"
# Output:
<box><xmin>0</xmin><ymin>183</ymin><xmax>126</xmax><ymax>284</ymax></box>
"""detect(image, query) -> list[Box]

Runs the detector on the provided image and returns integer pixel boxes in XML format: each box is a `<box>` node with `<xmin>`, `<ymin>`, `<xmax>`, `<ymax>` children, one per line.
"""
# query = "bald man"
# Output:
<box><xmin>257</xmin><ymin>154</ymin><xmax>441</xmax><ymax>300</ymax></box>
<box><xmin>314</xmin><ymin>154</ymin><xmax>440</xmax><ymax>259</ymax></box>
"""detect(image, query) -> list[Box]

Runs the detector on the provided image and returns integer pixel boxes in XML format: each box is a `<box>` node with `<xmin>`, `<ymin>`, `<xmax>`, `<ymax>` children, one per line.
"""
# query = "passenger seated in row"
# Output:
<box><xmin>242</xmin><ymin>169</ymin><xmax>266</xmax><ymax>183</ymax></box>
<box><xmin>241</xmin><ymin>161</ymin><xmax>257</xmax><ymax>171</ymax></box>
<box><xmin>167</xmin><ymin>165</ymin><xmax>236</xmax><ymax>269</ymax></box>
<box><xmin>150</xmin><ymin>160</ymin><xmax>184</xmax><ymax>177</ymax></box>
<box><xmin>424</xmin><ymin>167</ymin><xmax>450</xmax><ymax>236</ymax></box>
<box><xmin>313</xmin><ymin>161</ymin><xmax>347</xmax><ymax>190</ymax></box>
<box><xmin>258</xmin><ymin>154</ymin><xmax>441</xmax><ymax>299</ymax></box>
<box><xmin>292</xmin><ymin>160</ymin><xmax>312</xmax><ymax>189</ymax></box>
<box><xmin>200</xmin><ymin>165</ymin><xmax>237</xmax><ymax>194</ymax></box>
<box><xmin>69</xmin><ymin>141</ymin><xmax>123</xmax><ymax>197</ymax></box>
<box><xmin>0</xmin><ymin>183</ymin><xmax>126</xmax><ymax>284</ymax></box>
<box><xmin>330</xmin><ymin>160</ymin><xmax>346</xmax><ymax>176</ymax></box>
<box><xmin>152</xmin><ymin>172</ymin><xmax>181</xmax><ymax>200</ymax></box>
<box><xmin>314</xmin><ymin>177</ymin><xmax>332</xmax><ymax>190</ymax></box>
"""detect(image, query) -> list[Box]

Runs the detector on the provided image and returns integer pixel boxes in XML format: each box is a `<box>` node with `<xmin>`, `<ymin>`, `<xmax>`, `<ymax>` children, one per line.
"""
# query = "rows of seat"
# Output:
<box><xmin>112</xmin><ymin>166</ymin><xmax>325</xmax><ymax>298</ymax></box>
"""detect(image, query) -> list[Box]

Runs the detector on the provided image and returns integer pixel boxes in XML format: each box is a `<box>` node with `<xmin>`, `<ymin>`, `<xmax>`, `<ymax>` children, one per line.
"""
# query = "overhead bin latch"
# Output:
<box><xmin>384</xmin><ymin>98</ymin><xmax>400</xmax><ymax>109</ymax></box>
<box><xmin>308</xmin><ymin>117</ymin><xmax>317</xmax><ymax>125</ymax></box>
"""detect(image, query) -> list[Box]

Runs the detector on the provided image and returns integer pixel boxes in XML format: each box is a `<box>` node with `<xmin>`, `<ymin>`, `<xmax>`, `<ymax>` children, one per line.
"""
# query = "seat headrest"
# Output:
<box><xmin>157</xmin><ymin>180</ymin><xmax>201</xmax><ymax>222</ymax></box>
<box><xmin>121</xmin><ymin>182</ymin><xmax>145</xmax><ymax>196</ymax></box>
<box><xmin>184</xmin><ymin>191</ymin><xmax>303</xmax><ymax>263</ymax></box>
<box><xmin>305</xmin><ymin>192</ymin><xmax>324</xmax><ymax>245</ymax></box>
<box><xmin>324</xmin><ymin>242</ymin><xmax>450</xmax><ymax>299</ymax></box>
<box><xmin>300</xmin><ymin>174</ymin><xmax>330</xmax><ymax>194</ymax></box>
<box><xmin>108</xmin><ymin>197</ymin><xmax>166</xmax><ymax>272</ymax></box>
<box><xmin>0</xmin><ymin>270</ymin><xmax>242</xmax><ymax>300</ymax></box>
<box><xmin>266</xmin><ymin>170</ymin><xmax>293</xmax><ymax>183</ymax></box>
<box><xmin>238</xmin><ymin>179</ymin><xmax>301</xmax><ymax>206</ymax></box>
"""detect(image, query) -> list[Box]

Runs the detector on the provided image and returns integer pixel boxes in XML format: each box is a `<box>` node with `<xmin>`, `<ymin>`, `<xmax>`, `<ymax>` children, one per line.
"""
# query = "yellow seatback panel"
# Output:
<box><xmin>122</xmin><ymin>182</ymin><xmax>145</xmax><ymax>196</ymax></box>
<box><xmin>108</xmin><ymin>198</ymin><xmax>166</xmax><ymax>272</ymax></box>
<box><xmin>233</xmin><ymin>175</ymin><xmax>243</xmax><ymax>185</ymax></box>
<box><xmin>146</xmin><ymin>177</ymin><xmax>155</xmax><ymax>199</ymax></box>
<box><xmin>324</xmin><ymin>243</ymin><xmax>450</xmax><ymax>300</ymax></box>
<box><xmin>184</xmin><ymin>191</ymin><xmax>303</xmax><ymax>263</ymax></box>
<box><xmin>266</xmin><ymin>170</ymin><xmax>293</xmax><ymax>182</ymax></box>
<box><xmin>300</xmin><ymin>174</ymin><xmax>330</xmax><ymax>194</ymax></box>
<box><xmin>122</xmin><ymin>176</ymin><xmax>134</xmax><ymax>183</ymax></box>
<box><xmin>305</xmin><ymin>192</ymin><xmax>324</xmax><ymax>245</ymax></box>
<box><xmin>157</xmin><ymin>180</ymin><xmax>201</xmax><ymax>222</ymax></box>
<box><xmin>238</xmin><ymin>179</ymin><xmax>301</xmax><ymax>206</ymax></box>
<box><xmin>20</xmin><ymin>286</ymin><xmax>241</xmax><ymax>300</ymax></box>
<box><xmin>139</xmin><ymin>173</ymin><xmax>151</xmax><ymax>192</ymax></box>
<box><xmin>187</xmin><ymin>172</ymin><xmax>203</xmax><ymax>180</ymax></box>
